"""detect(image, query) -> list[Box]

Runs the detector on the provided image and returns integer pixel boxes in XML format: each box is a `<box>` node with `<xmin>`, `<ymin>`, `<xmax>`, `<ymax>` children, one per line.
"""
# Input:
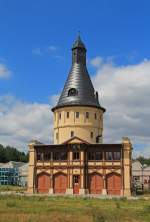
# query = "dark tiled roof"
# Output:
<box><xmin>52</xmin><ymin>35</ymin><xmax>105</xmax><ymax>112</ymax></box>
<box><xmin>72</xmin><ymin>35</ymin><xmax>86</xmax><ymax>50</ymax></box>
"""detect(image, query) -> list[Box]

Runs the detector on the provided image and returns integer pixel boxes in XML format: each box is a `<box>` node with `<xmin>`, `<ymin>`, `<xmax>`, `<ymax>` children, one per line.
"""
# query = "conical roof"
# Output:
<box><xmin>52</xmin><ymin>36</ymin><xmax>105</xmax><ymax>112</ymax></box>
<box><xmin>72</xmin><ymin>35</ymin><xmax>86</xmax><ymax>50</ymax></box>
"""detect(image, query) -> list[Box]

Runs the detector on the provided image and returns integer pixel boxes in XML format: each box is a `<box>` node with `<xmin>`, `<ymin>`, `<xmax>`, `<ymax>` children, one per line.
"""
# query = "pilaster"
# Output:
<box><xmin>122</xmin><ymin>137</ymin><xmax>132</xmax><ymax>196</ymax></box>
<box><xmin>27</xmin><ymin>141</ymin><xmax>36</xmax><ymax>194</ymax></box>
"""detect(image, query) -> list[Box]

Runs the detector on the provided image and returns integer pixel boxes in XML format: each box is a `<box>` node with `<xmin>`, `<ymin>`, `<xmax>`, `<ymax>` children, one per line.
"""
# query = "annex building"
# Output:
<box><xmin>28</xmin><ymin>36</ymin><xmax>132</xmax><ymax>196</ymax></box>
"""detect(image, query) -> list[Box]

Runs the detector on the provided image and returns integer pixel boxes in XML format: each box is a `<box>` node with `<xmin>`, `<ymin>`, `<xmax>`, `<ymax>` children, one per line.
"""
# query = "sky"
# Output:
<box><xmin>0</xmin><ymin>0</ymin><xmax>150</xmax><ymax>157</ymax></box>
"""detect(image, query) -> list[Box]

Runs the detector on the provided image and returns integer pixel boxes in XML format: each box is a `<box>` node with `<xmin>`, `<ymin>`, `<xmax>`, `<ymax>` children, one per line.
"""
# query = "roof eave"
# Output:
<box><xmin>51</xmin><ymin>104</ymin><xmax>106</xmax><ymax>113</ymax></box>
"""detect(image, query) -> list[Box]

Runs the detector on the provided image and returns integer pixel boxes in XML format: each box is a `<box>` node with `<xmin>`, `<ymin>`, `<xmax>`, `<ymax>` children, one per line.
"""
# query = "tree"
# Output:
<box><xmin>136</xmin><ymin>156</ymin><xmax>150</xmax><ymax>166</ymax></box>
<box><xmin>0</xmin><ymin>144</ymin><xmax>28</xmax><ymax>163</ymax></box>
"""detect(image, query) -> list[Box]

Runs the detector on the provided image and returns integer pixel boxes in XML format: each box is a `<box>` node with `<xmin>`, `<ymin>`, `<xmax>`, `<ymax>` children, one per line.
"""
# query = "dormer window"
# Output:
<box><xmin>68</xmin><ymin>88</ymin><xmax>78</xmax><ymax>97</ymax></box>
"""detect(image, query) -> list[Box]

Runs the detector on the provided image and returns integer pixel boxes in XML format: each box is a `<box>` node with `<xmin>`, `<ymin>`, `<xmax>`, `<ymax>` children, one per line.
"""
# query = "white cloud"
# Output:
<box><xmin>0</xmin><ymin>63</ymin><xmax>11</xmax><ymax>79</ymax></box>
<box><xmin>92</xmin><ymin>58</ymin><xmax>150</xmax><ymax>157</ymax></box>
<box><xmin>0</xmin><ymin>95</ymin><xmax>54</xmax><ymax>152</ymax></box>
<box><xmin>47</xmin><ymin>45</ymin><xmax>58</xmax><ymax>52</ymax></box>
<box><xmin>32</xmin><ymin>45</ymin><xmax>59</xmax><ymax>56</ymax></box>
<box><xmin>90</xmin><ymin>56</ymin><xmax>103</xmax><ymax>67</ymax></box>
<box><xmin>48</xmin><ymin>94</ymin><xmax>59</xmax><ymax>106</ymax></box>
<box><xmin>32</xmin><ymin>48</ymin><xmax>42</xmax><ymax>55</ymax></box>
<box><xmin>0</xmin><ymin>58</ymin><xmax>150</xmax><ymax>157</ymax></box>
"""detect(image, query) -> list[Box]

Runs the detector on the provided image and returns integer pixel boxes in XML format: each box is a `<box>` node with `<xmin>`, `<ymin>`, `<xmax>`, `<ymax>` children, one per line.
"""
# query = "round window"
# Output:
<box><xmin>68</xmin><ymin>88</ymin><xmax>78</xmax><ymax>96</ymax></box>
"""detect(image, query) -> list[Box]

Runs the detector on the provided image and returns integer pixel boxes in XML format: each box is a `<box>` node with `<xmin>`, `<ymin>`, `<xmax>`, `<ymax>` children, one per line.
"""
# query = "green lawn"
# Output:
<box><xmin>0</xmin><ymin>195</ymin><xmax>149</xmax><ymax>222</ymax></box>
<box><xmin>0</xmin><ymin>185</ymin><xmax>26</xmax><ymax>192</ymax></box>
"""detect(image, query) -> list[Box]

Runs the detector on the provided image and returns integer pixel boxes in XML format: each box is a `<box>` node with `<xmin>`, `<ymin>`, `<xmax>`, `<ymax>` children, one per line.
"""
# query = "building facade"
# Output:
<box><xmin>132</xmin><ymin>161</ymin><xmax>150</xmax><ymax>190</ymax></box>
<box><xmin>28</xmin><ymin>35</ymin><xmax>132</xmax><ymax>196</ymax></box>
<box><xmin>0</xmin><ymin>161</ymin><xmax>28</xmax><ymax>186</ymax></box>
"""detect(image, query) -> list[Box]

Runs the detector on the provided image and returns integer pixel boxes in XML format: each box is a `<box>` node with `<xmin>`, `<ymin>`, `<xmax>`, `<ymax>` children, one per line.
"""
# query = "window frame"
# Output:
<box><xmin>86</xmin><ymin>112</ymin><xmax>89</xmax><ymax>119</ymax></box>
<box><xmin>88</xmin><ymin>151</ymin><xmax>102</xmax><ymax>161</ymax></box>
<box><xmin>66</xmin><ymin>112</ymin><xmax>69</xmax><ymax>118</ymax></box>
<box><xmin>71</xmin><ymin>131</ymin><xmax>74</xmax><ymax>137</ymax></box>
<box><xmin>113</xmin><ymin>151</ymin><xmax>121</xmax><ymax>160</ymax></box>
<box><xmin>105</xmin><ymin>151</ymin><xmax>113</xmax><ymax>161</ymax></box>
<box><xmin>68</xmin><ymin>88</ymin><xmax>78</xmax><ymax>97</ymax></box>
<box><xmin>76</xmin><ymin>112</ymin><xmax>80</xmax><ymax>118</ymax></box>
<box><xmin>59</xmin><ymin>113</ymin><xmax>61</xmax><ymax>119</ymax></box>
<box><xmin>73</xmin><ymin>152</ymin><xmax>80</xmax><ymax>161</ymax></box>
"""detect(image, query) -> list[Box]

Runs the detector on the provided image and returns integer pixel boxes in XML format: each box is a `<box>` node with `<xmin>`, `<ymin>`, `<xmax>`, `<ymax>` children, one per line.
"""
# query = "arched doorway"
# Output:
<box><xmin>37</xmin><ymin>172</ymin><xmax>50</xmax><ymax>193</ymax></box>
<box><xmin>89</xmin><ymin>173</ymin><xmax>103</xmax><ymax>194</ymax></box>
<box><xmin>106</xmin><ymin>173</ymin><xmax>121</xmax><ymax>195</ymax></box>
<box><xmin>54</xmin><ymin>173</ymin><xmax>67</xmax><ymax>194</ymax></box>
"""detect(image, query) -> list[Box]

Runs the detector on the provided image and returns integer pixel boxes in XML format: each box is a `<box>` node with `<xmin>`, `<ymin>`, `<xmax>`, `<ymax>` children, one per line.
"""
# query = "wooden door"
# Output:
<box><xmin>89</xmin><ymin>173</ymin><xmax>103</xmax><ymax>194</ymax></box>
<box><xmin>107</xmin><ymin>173</ymin><xmax>121</xmax><ymax>195</ymax></box>
<box><xmin>54</xmin><ymin>173</ymin><xmax>67</xmax><ymax>194</ymax></box>
<box><xmin>73</xmin><ymin>175</ymin><xmax>80</xmax><ymax>194</ymax></box>
<box><xmin>37</xmin><ymin>172</ymin><xmax>50</xmax><ymax>193</ymax></box>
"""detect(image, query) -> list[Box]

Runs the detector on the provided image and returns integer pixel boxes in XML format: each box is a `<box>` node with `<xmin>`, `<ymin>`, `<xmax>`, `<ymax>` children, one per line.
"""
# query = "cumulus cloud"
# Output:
<box><xmin>32</xmin><ymin>45</ymin><xmax>59</xmax><ymax>56</ymax></box>
<box><xmin>0</xmin><ymin>95</ymin><xmax>54</xmax><ymax>151</ymax></box>
<box><xmin>0</xmin><ymin>63</ymin><xmax>11</xmax><ymax>79</ymax></box>
<box><xmin>47</xmin><ymin>45</ymin><xmax>58</xmax><ymax>52</ymax></box>
<box><xmin>0</xmin><ymin>58</ymin><xmax>150</xmax><ymax>157</ymax></box>
<box><xmin>90</xmin><ymin>56</ymin><xmax>103</xmax><ymax>68</ymax></box>
<box><xmin>92</xmin><ymin>58</ymin><xmax>150</xmax><ymax>157</ymax></box>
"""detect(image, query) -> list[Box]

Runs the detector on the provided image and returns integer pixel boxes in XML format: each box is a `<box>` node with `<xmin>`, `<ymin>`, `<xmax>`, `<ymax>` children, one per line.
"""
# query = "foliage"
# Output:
<box><xmin>0</xmin><ymin>144</ymin><xmax>28</xmax><ymax>163</ymax></box>
<box><xmin>134</xmin><ymin>156</ymin><xmax>150</xmax><ymax>166</ymax></box>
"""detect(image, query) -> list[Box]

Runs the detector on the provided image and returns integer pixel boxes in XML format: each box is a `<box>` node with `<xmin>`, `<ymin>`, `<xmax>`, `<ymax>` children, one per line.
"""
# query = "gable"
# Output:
<box><xmin>62</xmin><ymin>136</ymin><xmax>90</xmax><ymax>144</ymax></box>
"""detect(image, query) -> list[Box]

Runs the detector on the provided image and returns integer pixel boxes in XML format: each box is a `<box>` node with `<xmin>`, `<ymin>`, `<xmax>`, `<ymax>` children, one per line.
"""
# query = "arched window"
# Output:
<box><xmin>68</xmin><ymin>88</ymin><xmax>78</xmax><ymax>97</ymax></box>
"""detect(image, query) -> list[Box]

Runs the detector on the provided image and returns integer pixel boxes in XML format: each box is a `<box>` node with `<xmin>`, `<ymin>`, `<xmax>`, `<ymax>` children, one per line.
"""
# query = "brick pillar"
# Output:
<box><xmin>122</xmin><ymin>137</ymin><xmax>132</xmax><ymax>196</ymax></box>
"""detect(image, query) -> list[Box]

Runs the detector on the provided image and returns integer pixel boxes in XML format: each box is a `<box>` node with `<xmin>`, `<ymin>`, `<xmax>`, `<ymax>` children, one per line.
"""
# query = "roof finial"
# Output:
<box><xmin>72</xmin><ymin>32</ymin><xmax>86</xmax><ymax>50</ymax></box>
<box><xmin>77</xmin><ymin>30</ymin><xmax>81</xmax><ymax>40</ymax></box>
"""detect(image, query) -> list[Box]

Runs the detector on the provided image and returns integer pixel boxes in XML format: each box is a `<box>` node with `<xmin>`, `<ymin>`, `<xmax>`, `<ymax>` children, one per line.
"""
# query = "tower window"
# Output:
<box><xmin>56</xmin><ymin>133</ymin><xmax>58</xmax><ymax>140</ymax></box>
<box><xmin>59</xmin><ymin>113</ymin><xmax>61</xmax><ymax>119</ymax></box>
<box><xmin>96</xmin><ymin>135</ymin><xmax>102</xmax><ymax>143</ymax></box>
<box><xmin>91</xmin><ymin>132</ymin><xmax>93</xmax><ymax>138</ymax></box>
<box><xmin>95</xmin><ymin>113</ymin><xmax>97</xmax><ymax>119</ymax></box>
<box><xmin>68</xmin><ymin>88</ymin><xmax>78</xmax><ymax>97</ymax></box>
<box><xmin>76</xmin><ymin>112</ymin><xmax>79</xmax><ymax>118</ymax></box>
<box><xmin>86</xmin><ymin>112</ymin><xmax>89</xmax><ymax>119</ymax></box>
<box><xmin>71</xmin><ymin>131</ymin><xmax>74</xmax><ymax>137</ymax></box>
<box><xmin>67</xmin><ymin>112</ymin><xmax>69</xmax><ymax>118</ymax></box>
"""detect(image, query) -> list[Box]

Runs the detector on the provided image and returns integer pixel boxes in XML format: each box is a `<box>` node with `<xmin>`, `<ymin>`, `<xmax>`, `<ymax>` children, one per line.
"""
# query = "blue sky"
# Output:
<box><xmin>0</xmin><ymin>0</ymin><xmax>150</xmax><ymax>101</ymax></box>
<box><xmin>0</xmin><ymin>0</ymin><xmax>150</xmax><ymax>155</ymax></box>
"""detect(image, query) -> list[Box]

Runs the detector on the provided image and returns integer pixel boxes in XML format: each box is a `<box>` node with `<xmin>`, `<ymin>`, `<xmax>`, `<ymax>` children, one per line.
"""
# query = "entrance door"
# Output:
<box><xmin>73</xmin><ymin>175</ymin><xmax>80</xmax><ymax>194</ymax></box>
<box><xmin>54</xmin><ymin>173</ymin><xmax>67</xmax><ymax>194</ymax></box>
<box><xmin>89</xmin><ymin>173</ymin><xmax>103</xmax><ymax>194</ymax></box>
<box><xmin>107</xmin><ymin>173</ymin><xmax>121</xmax><ymax>195</ymax></box>
<box><xmin>37</xmin><ymin>172</ymin><xmax>50</xmax><ymax>193</ymax></box>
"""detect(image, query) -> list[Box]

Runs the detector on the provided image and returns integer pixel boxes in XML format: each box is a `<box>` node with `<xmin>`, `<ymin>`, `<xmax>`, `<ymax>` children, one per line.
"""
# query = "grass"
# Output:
<box><xmin>0</xmin><ymin>185</ymin><xmax>27</xmax><ymax>192</ymax></box>
<box><xmin>0</xmin><ymin>195</ymin><xmax>149</xmax><ymax>222</ymax></box>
